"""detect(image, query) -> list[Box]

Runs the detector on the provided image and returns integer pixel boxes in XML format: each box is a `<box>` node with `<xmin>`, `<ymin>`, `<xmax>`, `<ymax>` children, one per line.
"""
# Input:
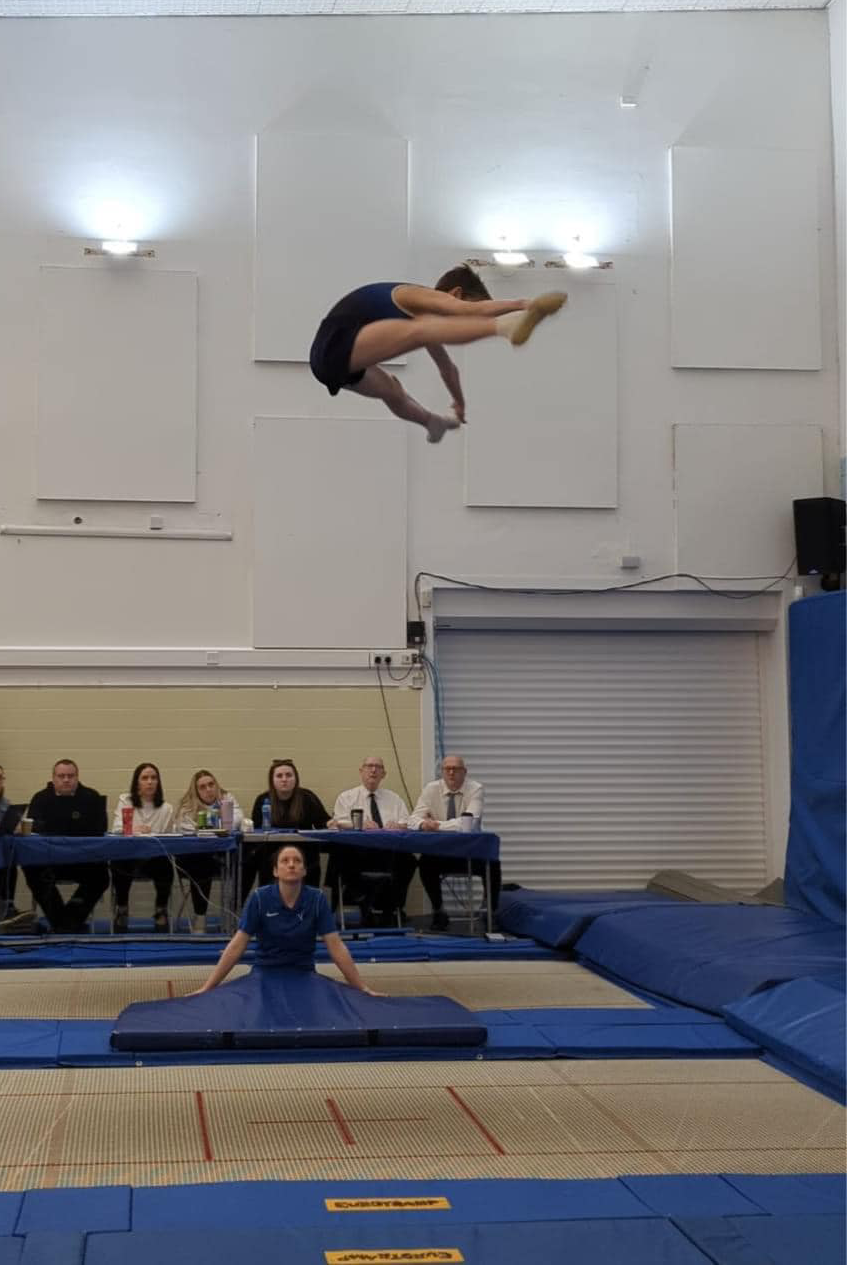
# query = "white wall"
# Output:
<box><xmin>829</xmin><ymin>0</ymin><xmax>846</xmax><ymax>475</ymax></box>
<box><xmin>0</xmin><ymin>10</ymin><xmax>839</xmax><ymax>656</ymax></box>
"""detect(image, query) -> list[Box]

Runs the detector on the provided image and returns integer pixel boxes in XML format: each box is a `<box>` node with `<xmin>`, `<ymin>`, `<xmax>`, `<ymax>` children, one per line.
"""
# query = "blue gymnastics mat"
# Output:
<box><xmin>784</xmin><ymin>592</ymin><xmax>846</xmax><ymax>928</ymax></box>
<box><xmin>0</xmin><ymin>1005</ymin><xmax>759</xmax><ymax>1068</ymax></box>
<box><xmin>111</xmin><ymin>968</ymin><xmax>486</xmax><ymax>1051</ymax></box>
<box><xmin>2</xmin><ymin>1175</ymin><xmax>843</xmax><ymax>1264</ymax></box>
<box><xmin>77</xmin><ymin>1219</ymin><xmax>716</xmax><ymax>1264</ymax></box>
<box><xmin>0</xmin><ymin>932</ymin><xmax>557</xmax><ymax>970</ymax></box>
<box><xmin>497</xmin><ymin>887</ymin><xmax>680</xmax><ymax>949</ymax></box>
<box><xmin>574</xmin><ymin>903</ymin><xmax>845</xmax><ymax>1014</ymax></box>
<box><xmin>723</xmin><ymin>975</ymin><xmax>846</xmax><ymax>1103</ymax></box>
<box><xmin>675</xmin><ymin>1214</ymin><xmax>846</xmax><ymax>1265</ymax></box>
<box><xmin>4</xmin><ymin>1175</ymin><xmax>843</xmax><ymax>1232</ymax></box>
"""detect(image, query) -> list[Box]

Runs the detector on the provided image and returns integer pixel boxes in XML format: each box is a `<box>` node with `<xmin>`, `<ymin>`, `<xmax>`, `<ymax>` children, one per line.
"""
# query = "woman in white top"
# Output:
<box><xmin>174</xmin><ymin>769</ymin><xmax>243</xmax><ymax>933</ymax></box>
<box><xmin>111</xmin><ymin>763</ymin><xmax>175</xmax><ymax>933</ymax></box>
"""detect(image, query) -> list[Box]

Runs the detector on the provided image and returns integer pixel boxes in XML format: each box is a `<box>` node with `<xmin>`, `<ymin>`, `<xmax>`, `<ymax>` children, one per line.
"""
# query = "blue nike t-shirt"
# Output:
<box><xmin>239</xmin><ymin>883</ymin><xmax>336</xmax><ymax>967</ymax></box>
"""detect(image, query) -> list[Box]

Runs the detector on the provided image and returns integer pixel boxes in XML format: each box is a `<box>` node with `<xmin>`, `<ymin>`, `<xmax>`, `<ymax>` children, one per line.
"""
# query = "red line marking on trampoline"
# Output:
<box><xmin>166</xmin><ymin>980</ymin><xmax>174</xmax><ymax>999</ymax></box>
<box><xmin>326</xmin><ymin>1098</ymin><xmax>356</xmax><ymax>1146</ymax></box>
<box><xmin>248</xmin><ymin>1116</ymin><xmax>427</xmax><ymax>1127</ymax></box>
<box><xmin>446</xmin><ymin>1086</ymin><xmax>505</xmax><ymax>1156</ymax></box>
<box><xmin>195</xmin><ymin>1091</ymin><xmax>214</xmax><ymax>1161</ymax></box>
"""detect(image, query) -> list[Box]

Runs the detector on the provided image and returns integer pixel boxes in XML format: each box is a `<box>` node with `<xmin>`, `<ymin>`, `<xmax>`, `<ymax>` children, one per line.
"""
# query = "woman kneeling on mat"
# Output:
<box><xmin>192</xmin><ymin>844</ymin><xmax>384</xmax><ymax>996</ymax></box>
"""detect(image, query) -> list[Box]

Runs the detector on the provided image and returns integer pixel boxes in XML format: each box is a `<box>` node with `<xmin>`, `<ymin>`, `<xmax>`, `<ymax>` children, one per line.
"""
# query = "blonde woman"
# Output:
<box><xmin>174</xmin><ymin>770</ymin><xmax>243</xmax><ymax>933</ymax></box>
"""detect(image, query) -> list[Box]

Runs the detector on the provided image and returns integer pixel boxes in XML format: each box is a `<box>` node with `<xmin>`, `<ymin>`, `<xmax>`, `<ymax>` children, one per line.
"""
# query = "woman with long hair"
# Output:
<box><xmin>245</xmin><ymin>759</ymin><xmax>329</xmax><ymax>900</ymax></box>
<box><xmin>111</xmin><ymin>762</ymin><xmax>174</xmax><ymax>933</ymax></box>
<box><xmin>174</xmin><ymin>769</ymin><xmax>243</xmax><ymax>933</ymax></box>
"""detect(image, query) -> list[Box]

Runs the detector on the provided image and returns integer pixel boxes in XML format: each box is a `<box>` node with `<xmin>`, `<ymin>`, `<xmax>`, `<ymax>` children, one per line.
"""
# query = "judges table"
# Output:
<box><xmin>302</xmin><ymin>827</ymin><xmax>501</xmax><ymax>932</ymax></box>
<box><xmin>0</xmin><ymin>834</ymin><xmax>240</xmax><ymax>934</ymax></box>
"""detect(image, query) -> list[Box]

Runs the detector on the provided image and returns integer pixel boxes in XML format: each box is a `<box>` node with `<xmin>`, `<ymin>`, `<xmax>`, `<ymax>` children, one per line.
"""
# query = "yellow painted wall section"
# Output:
<box><xmin>0</xmin><ymin>686</ymin><xmax>422</xmax><ymax>819</ymax></box>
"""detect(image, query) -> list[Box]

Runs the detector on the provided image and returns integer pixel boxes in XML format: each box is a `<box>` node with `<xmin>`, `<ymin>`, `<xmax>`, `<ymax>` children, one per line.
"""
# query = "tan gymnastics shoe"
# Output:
<box><xmin>510</xmin><ymin>291</ymin><xmax>568</xmax><ymax>346</ymax></box>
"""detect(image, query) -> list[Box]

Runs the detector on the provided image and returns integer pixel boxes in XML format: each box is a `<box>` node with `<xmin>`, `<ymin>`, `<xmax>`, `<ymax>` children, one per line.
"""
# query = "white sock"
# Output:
<box><xmin>494</xmin><ymin>311</ymin><xmax>525</xmax><ymax>339</ymax></box>
<box><xmin>425</xmin><ymin>413</ymin><xmax>462</xmax><ymax>444</ymax></box>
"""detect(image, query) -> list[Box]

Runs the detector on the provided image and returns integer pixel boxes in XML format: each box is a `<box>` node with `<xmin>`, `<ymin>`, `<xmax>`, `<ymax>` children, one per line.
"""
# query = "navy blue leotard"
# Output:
<box><xmin>309</xmin><ymin>282</ymin><xmax>413</xmax><ymax>396</ymax></box>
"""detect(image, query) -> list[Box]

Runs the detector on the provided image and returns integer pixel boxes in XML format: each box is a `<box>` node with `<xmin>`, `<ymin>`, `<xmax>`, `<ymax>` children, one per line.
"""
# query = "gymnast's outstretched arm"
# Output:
<box><xmin>324</xmin><ymin>931</ymin><xmax>386</xmax><ymax>997</ymax></box>
<box><xmin>191</xmin><ymin>928</ymin><xmax>250</xmax><ymax>993</ymax></box>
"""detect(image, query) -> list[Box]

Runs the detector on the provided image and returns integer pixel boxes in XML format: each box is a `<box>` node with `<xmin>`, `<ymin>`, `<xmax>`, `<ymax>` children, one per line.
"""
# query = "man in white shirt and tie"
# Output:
<box><xmin>328</xmin><ymin>757</ymin><xmax>415</xmax><ymax>925</ymax></box>
<box><xmin>410</xmin><ymin>754</ymin><xmax>499</xmax><ymax>931</ymax></box>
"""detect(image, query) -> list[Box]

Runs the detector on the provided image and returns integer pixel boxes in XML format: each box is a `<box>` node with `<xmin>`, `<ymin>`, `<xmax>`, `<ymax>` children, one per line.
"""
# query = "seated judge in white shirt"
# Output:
<box><xmin>327</xmin><ymin>757</ymin><xmax>414</xmax><ymax>923</ymax></box>
<box><xmin>410</xmin><ymin>754</ymin><xmax>498</xmax><ymax>931</ymax></box>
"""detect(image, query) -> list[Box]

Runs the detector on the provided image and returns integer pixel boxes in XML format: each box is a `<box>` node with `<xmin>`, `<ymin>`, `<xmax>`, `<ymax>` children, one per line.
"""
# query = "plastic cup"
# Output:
<box><xmin>460</xmin><ymin>812</ymin><xmax>474</xmax><ymax>833</ymax></box>
<box><xmin>350</xmin><ymin>808</ymin><xmax>364</xmax><ymax>830</ymax></box>
<box><xmin>20</xmin><ymin>818</ymin><xmax>33</xmax><ymax>836</ymax></box>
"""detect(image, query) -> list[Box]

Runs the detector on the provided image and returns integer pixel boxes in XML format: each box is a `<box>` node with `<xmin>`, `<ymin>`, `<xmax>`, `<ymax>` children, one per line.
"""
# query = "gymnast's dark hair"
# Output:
<box><xmin>434</xmin><ymin>264</ymin><xmax>491</xmax><ymax>301</ymax></box>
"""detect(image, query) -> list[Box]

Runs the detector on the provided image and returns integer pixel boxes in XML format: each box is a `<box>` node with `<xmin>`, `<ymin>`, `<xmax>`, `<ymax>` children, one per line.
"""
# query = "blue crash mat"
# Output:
<box><xmin>16</xmin><ymin>1232</ymin><xmax>84</xmax><ymax>1265</ymax></box>
<box><xmin>723</xmin><ymin>975</ymin><xmax>846</xmax><ymax>1102</ymax></box>
<box><xmin>0</xmin><ymin>934</ymin><xmax>556</xmax><ymax>970</ymax></box>
<box><xmin>574</xmin><ymin>903</ymin><xmax>845</xmax><ymax>1013</ymax></box>
<box><xmin>111</xmin><ymin>967</ymin><xmax>486</xmax><ymax>1051</ymax></box>
<box><xmin>784</xmin><ymin>592</ymin><xmax>846</xmax><ymax>927</ymax></box>
<box><xmin>480</xmin><ymin>1006</ymin><xmax>759</xmax><ymax>1057</ymax></box>
<box><xmin>497</xmin><ymin>887</ymin><xmax>678</xmax><ymax>950</ymax></box>
<box><xmin>675</xmin><ymin>1214</ymin><xmax>846</xmax><ymax>1265</ymax></box>
<box><xmin>16</xmin><ymin>1188</ymin><xmax>131</xmax><ymax>1234</ymax></box>
<box><xmin>83</xmin><ymin>1218</ymin><xmax>713</xmax><ymax>1264</ymax></box>
<box><xmin>721</xmin><ymin>1173</ymin><xmax>846</xmax><ymax>1215</ymax></box>
<box><xmin>131</xmin><ymin>1177</ymin><xmax>653</xmax><ymax>1229</ymax></box>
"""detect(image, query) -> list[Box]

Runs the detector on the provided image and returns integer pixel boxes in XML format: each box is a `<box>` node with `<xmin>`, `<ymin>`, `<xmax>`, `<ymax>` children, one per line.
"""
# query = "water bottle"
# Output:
<box><xmin>220</xmin><ymin>794</ymin><xmax>234</xmax><ymax>832</ymax></box>
<box><xmin>261</xmin><ymin>799</ymin><xmax>272</xmax><ymax>831</ymax></box>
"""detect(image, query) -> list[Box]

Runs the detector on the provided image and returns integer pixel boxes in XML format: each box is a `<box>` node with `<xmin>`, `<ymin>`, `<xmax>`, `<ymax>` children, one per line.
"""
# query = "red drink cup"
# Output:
<box><xmin>121</xmin><ymin>805</ymin><xmax>134</xmax><ymax>835</ymax></box>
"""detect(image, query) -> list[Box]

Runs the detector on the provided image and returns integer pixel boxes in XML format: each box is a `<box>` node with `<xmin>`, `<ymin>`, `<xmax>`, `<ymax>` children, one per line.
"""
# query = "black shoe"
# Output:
<box><xmin>112</xmin><ymin>907</ymin><xmax>129</xmax><ymax>934</ymax></box>
<box><xmin>430</xmin><ymin>909</ymin><xmax>450</xmax><ymax>931</ymax></box>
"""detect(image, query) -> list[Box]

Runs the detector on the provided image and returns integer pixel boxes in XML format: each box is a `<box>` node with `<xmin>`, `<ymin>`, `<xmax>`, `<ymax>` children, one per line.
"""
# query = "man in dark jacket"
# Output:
<box><xmin>24</xmin><ymin>759</ymin><xmax>109</xmax><ymax>932</ymax></box>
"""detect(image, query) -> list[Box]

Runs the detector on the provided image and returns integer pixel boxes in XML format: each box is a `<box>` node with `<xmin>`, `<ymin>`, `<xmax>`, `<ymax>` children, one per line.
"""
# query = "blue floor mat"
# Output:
<box><xmin>1</xmin><ymin>1007</ymin><xmax>759</xmax><ymax>1068</ymax></box>
<box><xmin>0</xmin><ymin>933</ymin><xmax>557</xmax><ymax>969</ymax></box>
<box><xmin>723</xmin><ymin>976</ymin><xmax>846</xmax><ymax>1103</ymax></box>
<box><xmin>574</xmin><ymin>903</ymin><xmax>845</xmax><ymax>1014</ymax></box>
<box><xmin>110</xmin><ymin>968</ymin><xmax>486</xmax><ymax>1051</ymax></box>
<box><xmin>675</xmin><ymin>1214</ymin><xmax>846</xmax><ymax>1265</ymax></box>
<box><xmin>497</xmin><ymin>887</ymin><xmax>680</xmax><ymax>950</ymax></box>
<box><xmin>82</xmin><ymin>1218</ymin><xmax>714</xmax><ymax>1264</ymax></box>
<box><xmin>131</xmin><ymin>1177</ymin><xmax>653</xmax><ymax>1228</ymax></box>
<box><xmin>720</xmin><ymin>1173</ymin><xmax>846</xmax><ymax>1215</ymax></box>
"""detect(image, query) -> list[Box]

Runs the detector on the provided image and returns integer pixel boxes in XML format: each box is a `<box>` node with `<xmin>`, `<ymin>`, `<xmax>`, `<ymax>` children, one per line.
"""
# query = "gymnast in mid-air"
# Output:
<box><xmin>309</xmin><ymin>264</ymin><xmax>567</xmax><ymax>444</ymax></box>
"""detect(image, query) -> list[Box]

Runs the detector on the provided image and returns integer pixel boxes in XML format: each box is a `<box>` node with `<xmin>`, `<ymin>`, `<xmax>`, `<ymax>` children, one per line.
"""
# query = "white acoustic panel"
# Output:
<box><xmin>252</xmin><ymin>416</ymin><xmax>407</xmax><ymax>648</ymax></box>
<box><xmin>254</xmin><ymin>132</ymin><xmax>409</xmax><ymax>362</ymax></box>
<box><xmin>670</xmin><ymin>146</ymin><xmax>821</xmax><ymax>370</ymax></box>
<box><xmin>462</xmin><ymin>277</ymin><xmax>618</xmax><ymax>507</ymax></box>
<box><xmin>674</xmin><ymin>422</ymin><xmax>823</xmax><ymax>575</ymax></box>
<box><xmin>37</xmin><ymin>267</ymin><xmax>197</xmax><ymax>502</ymax></box>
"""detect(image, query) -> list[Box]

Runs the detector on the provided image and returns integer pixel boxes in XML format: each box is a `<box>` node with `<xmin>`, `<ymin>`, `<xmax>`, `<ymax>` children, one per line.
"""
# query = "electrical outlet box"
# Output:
<box><xmin>370</xmin><ymin>650</ymin><xmax>419</xmax><ymax>668</ymax></box>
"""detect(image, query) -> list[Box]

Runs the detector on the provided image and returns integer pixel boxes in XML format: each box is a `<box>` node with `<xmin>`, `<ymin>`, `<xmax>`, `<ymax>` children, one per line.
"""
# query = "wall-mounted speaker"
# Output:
<box><xmin>793</xmin><ymin>497</ymin><xmax>846</xmax><ymax>577</ymax></box>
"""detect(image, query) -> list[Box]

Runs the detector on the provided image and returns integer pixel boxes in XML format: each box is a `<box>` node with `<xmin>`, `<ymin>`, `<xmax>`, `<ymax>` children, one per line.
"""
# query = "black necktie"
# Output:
<box><xmin>446</xmin><ymin>793</ymin><xmax>457</xmax><ymax>820</ymax></box>
<box><xmin>369</xmin><ymin>793</ymin><xmax>383</xmax><ymax>827</ymax></box>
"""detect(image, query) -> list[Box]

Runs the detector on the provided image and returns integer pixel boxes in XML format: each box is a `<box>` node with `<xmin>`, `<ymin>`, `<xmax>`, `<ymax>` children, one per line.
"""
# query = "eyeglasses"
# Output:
<box><xmin>362</xmin><ymin>763</ymin><xmax>385</xmax><ymax>771</ymax></box>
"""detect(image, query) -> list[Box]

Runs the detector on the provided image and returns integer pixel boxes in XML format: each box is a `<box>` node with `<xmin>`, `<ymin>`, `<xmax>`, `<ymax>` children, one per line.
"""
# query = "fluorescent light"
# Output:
<box><xmin>101</xmin><ymin>239</ymin><xmax>138</xmax><ymax>255</ymax></box>
<box><xmin>563</xmin><ymin>249</ymin><xmax>599</xmax><ymax>269</ymax></box>
<box><xmin>493</xmin><ymin>250</ymin><xmax>530</xmax><ymax>266</ymax></box>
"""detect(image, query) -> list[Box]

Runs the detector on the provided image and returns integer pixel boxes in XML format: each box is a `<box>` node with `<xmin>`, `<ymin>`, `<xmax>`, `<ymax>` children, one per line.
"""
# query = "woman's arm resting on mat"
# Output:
<box><xmin>427</xmin><ymin>345</ymin><xmax>465</xmax><ymax>420</ymax></box>
<box><xmin>324</xmin><ymin>931</ymin><xmax>386</xmax><ymax>996</ymax></box>
<box><xmin>396</xmin><ymin>284</ymin><xmax>527</xmax><ymax>318</ymax></box>
<box><xmin>190</xmin><ymin>929</ymin><xmax>250</xmax><ymax>993</ymax></box>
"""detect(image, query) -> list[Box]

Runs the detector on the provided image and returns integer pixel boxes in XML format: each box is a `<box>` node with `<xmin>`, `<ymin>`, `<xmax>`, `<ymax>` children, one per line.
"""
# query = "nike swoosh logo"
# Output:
<box><xmin>265</xmin><ymin>912</ymin><xmax>279</xmax><ymax>918</ymax></box>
